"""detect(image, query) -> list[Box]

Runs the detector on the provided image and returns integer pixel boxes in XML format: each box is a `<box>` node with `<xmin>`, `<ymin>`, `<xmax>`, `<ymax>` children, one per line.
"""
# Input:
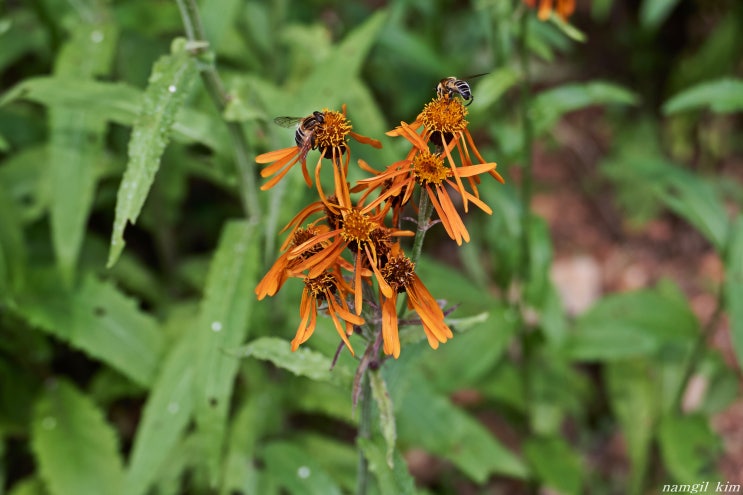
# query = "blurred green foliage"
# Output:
<box><xmin>1</xmin><ymin>0</ymin><xmax>742</xmax><ymax>494</ymax></box>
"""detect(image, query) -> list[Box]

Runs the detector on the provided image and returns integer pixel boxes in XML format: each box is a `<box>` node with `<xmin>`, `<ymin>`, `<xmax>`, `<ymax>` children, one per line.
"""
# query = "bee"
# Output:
<box><xmin>273</xmin><ymin>111</ymin><xmax>325</xmax><ymax>161</ymax></box>
<box><xmin>436</xmin><ymin>74</ymin><xmax>487</xmax><ymax>106</ymax></box>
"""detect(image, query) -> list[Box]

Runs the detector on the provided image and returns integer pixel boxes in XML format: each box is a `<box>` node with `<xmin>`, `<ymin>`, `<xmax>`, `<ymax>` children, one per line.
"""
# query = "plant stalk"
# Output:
<box><xmin>410</xmin><ymin>191</ymin><xmax>434</xmax><ymax>265</ymax></box>
<box><xmin>355</xmin><ymin>369</ymin><xmax>373</xmax><ymax>495</ymax></box>
<box><xmin>175</xmin><ymin>0</ymin><xmax>261</xmax><ymax>222</ymax></box>
<box><xmin>519</xmin><ymin>11</ymin><xmax>534</xmax><ymax>277</ymax></box>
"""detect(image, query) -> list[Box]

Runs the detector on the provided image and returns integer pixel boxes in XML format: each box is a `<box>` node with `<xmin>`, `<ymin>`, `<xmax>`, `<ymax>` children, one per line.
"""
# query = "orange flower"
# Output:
<box><xmin>358</xmin><ymin>120</ymin><xmax>500</xmax><ymax>245</ymax></box>
<box><xmin>292</xmin><ymin>268</ymin><xmax>364</xmax><ymax>355</ymax></box>
<box><xmin>256</xmin><ymin>105</ymin><xmax>381</xmax><ymax>210</ymax></box>
<box><xmin>387</xmin><ymin>96</ymin><xmax>504</xmax><ymax>209</ymax></box>
<box><xmin>287</xmin><ymin>197</ymin><xmax>413</xmax><ymax>316</ymax></box>
<box><xmin>523</xmin><ymin>0</ymin><xmax>575</xmax><ymax>20</ymax></box>
<box><xmin>255</xmin><ymin>226</ymin><xmax>328</xmax><ymax>300</ymax></box>
<box><xmin>379</xmin><ymin>245</ymin><xmax>453</xmax><ymax>358</ymax></box>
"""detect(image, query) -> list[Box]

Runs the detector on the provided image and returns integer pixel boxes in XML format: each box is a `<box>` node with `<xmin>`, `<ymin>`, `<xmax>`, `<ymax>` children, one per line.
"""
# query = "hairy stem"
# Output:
<box><xmin>410</xmin><ymin>191</ymin><xmax>434</xmax><ymax>265</ymax></box>
<box><xmin>355</xmin><ymin>369</ymin><xmax>373</xmax><ymax>495</ymax></box>
<box><xmin>175</xmin><ymin>0</ymin><xmax>261</xmax><ymax>222</ymax></box>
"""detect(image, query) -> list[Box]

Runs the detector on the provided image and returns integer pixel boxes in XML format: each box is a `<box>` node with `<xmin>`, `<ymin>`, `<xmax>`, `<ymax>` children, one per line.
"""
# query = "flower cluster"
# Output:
<box><xmin>523</xmin><ymin>0</ymin><xmax>575</xmax><ymax>21</ymax></box>
<box><xmin>255</xmin><ymin>87</ymin><xmax>503</xmax><ymax>359</ymax></box>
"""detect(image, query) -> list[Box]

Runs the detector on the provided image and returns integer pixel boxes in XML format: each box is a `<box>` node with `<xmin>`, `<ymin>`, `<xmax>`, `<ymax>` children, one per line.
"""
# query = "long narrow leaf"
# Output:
<box><xmin>125</xmin><ymin>328</ymin><xmax>196</xmax><ymax>495</ymax></box>
<box><xmin>50</xmin><ymin>21</ymin><xmax>117</xmax><ymax>281</ymax></box>
<box><xmin>107</xmin><ymin>39</ymin><xmax>197</xmax><ymax>267</ymax></box>
<box><xmin>663</xmin><ymin>78</ymin><xmax>743</xmax><ymax>115</ymax></box>
<box><xmin>193</xmin><ymin>220</ymin><xmax>260</xmax><ymax>486</ymax></box>
<box><xmin>31</xmin><ymin>380</ymin><xmax>124</xmax><ymax>495</ymax></box>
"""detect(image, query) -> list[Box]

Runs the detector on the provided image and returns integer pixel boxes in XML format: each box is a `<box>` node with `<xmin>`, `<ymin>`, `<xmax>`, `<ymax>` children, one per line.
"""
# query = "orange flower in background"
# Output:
<box><xmin>256</xmin><ymin>105</ymin><xmax>382</xmax><ymax>209</ymax></box>
<box><xmin>523</xmin><ymin>0</ymin><xmax>575</xmax><ymax>20</ymax></box>
<box><xmin>379</xmin><ymin>245</ymin><xmax>453</xmax><ymax>358</ymax></box>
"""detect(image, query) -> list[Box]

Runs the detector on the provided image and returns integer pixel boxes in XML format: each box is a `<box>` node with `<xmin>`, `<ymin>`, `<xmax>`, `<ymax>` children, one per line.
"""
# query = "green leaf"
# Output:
<box><xmin>565</xmin><ymin>283</ymin><xmax>698</xmax><ymax>361</ymax></box>
<box><xmin>532</xmin><ymin>81</ymin><xmax>638</xmax><ymax>133</ymax></box>
<box><xmin>600</xmin><ymin>125</ymin><xmax>730</xmax><ymax>250</ymax></box>
<box><xmin>222</xmin><ymin>388</ymin><xmax>284</xmax><ymax>495</ymax></box>
<box><xmin>0</xmin><ymin>145</ymin><xmax>49</xmax><ymax>223</ymax></box>
<box><xmin>471</xmin><ymin>67</ymin><xmax>521</xmax><ymax>110</ymax></box>
<box><xmin>663</xmin><ymin>78</ymin><xmax>743</xmax><ymax>114</ymax></box>
<box><xmin>419</xmin><ymin>306</ymin><xmax>517</xmax><ymax>391</ymax></box>
<box><xmin>523</xmin><ymin>436</ymin><xmax>583</xmax><ymax>495</ymax></box>
<box><xmin>239</xmin><ymin>336</ymin><xmax>352</xmax><ymax>386</ymax></box>
<box><xmin>725</xmin><ymin>215</ymin><xmax>743</xmax><ymax>368</ymax></box>
<box><xmin>261</xmin><ymin>442</ymin><xmax>342</xmax><ymax>495</ymax></box>
<box><xmin>107</xmin><ymin>39</ymin><xmax>198</xmax><ymax>267</ymax></box>
<box><xmin>7</xmin><ymin>477</ymin><xmax>48</xmax><ymax>495</ymax></box>
<box><xmin>639</xmin><ymin>0</ymin><xmax>681</xmax><ymax>29</ymax></box>
<box><xmin>655</xmin><ymin>167</ymin><xmax>730</xmax><ymax>251</ymax></box>
<box><xmin>0</xmin><ymin>181</ymin><xmax>26</xmax><ymax>296</ymax></box>
<box><xmin>50</xmin><ymin>20</ymin><xmax>117</xmax><ymax>280</ymax></box>
<box><xmin>32</xmin><ymin>380</ymin><xmax>124</xmax><ymax>495</ymax></box>
<box><xmin>0</xmin><ymin>77</ymin><xmax>222</xmax><ymax>150</ymax></box>
<box><xmin>357</xmin><ymin>437</ymin><xmax>416</xmax><ymax>495</ymax></box>
<box><xmin>0</xmin><ymin>10</ymin><xmax>46</xmax><ymax>73</ymax></box>
<box><xmin>391</xmin><ymin>370</ymin><xmax>527</xmax><ymax>481</ymax></box>
<box><xmin>550</xmin><ymin>14</ymin><xmax>587</xmax><ymax>43</ymax></box>
<box><xmin>369</xmin><ymin>370</ymin><xmax>396</xmax><ymax>468</ymax></box>
<box><xmin>658</xmin><ymin>414</ymin><xmax>721</xmax><ymax>482</ymax></box>
<box><xmin>529</xmin><ymin>351</ymin><xmax>589</xmax><ymax>435</ymax></box>
<box><xmin>293</xmin><ymin>10</ymin><xmax>387</xmax><ymax>109</ymax></box>
<box><xmin>14</xmin><ymin>273</ymin><xmax>163</xmax><ymax>387</ymax></box>
<box><xmin>192</xmin><ymin>220</ymin><xmax>260</xmax><ymax>486</ymax></box>
<box><xmin>607</xmin><ymin>360</ymin><xmax>658</xmax><ymax>495</ymax></box>
<box><xmin>124</xmin><ymin>331</ymin><xmax>196</xmax><ymax>495</ymax></box>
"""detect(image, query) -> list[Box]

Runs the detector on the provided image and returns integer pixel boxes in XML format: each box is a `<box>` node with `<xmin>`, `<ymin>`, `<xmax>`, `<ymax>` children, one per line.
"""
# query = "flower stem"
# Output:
<box><xmin>518</xmin><ymin>11</ymin><xmax>534</xmax><ymax>277</ymax></box>
<box><xmin>517</xmin><ymin>9</ymin><xmax>536</xmax><ymax>449</ymax></box>
<box><xmin>673</xmin><ymin>287</ymin><xmax>726</xmax><ymax>412</ymax></box>
<box><xmin>355</xmin><ymin>369</ymin><xmax>373</xmax><ymax>495</ymax></box>
<box><xmin>175</xmin><ymin>0</ymin><xmax>261</xmax><ymax>222</ymax></box>
<box><xmin>410</xmin><ymin>191</ymin><xmax>434</xmax><ymax>265</ymax></box>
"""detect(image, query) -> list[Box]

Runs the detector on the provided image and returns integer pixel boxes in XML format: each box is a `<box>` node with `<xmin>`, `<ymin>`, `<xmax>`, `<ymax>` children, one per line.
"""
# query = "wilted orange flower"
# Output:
<box><xmin>379</xmin><ymin>244</ymin><xmax>453</xmax><ymax>358</ymax></box>
<box><xmin>256</xmin><ymin>105</ymin><xmax>381</xmax><ymax>209</ymax></box>
<box><xmin>292</xmin><ymin>268</ymin><xmax>364</xmax><ymax>355</ymax></box>
<box><xmin>523</xmin><ymin>0</ymin><xmax>575</xmax><ymax>20</ymax></box>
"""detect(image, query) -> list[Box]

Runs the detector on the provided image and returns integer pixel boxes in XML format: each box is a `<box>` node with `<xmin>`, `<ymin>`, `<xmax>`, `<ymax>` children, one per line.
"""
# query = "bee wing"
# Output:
<box><xmin>463</xmin><ymin>72</ymin><xmax>490</xmax><ymax>81</ymax></box>
<box><xmin>273</xmin><ymin>116</ymin><xmax>303</xmax><ymax>128</ymax></box>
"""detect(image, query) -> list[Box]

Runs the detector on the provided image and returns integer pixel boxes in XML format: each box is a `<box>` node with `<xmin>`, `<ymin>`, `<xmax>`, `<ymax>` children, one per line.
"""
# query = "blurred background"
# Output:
<box><xmin>1</xmin><ymin>0</ymin><xmax>742</xmax><ymax>494</ymax></box>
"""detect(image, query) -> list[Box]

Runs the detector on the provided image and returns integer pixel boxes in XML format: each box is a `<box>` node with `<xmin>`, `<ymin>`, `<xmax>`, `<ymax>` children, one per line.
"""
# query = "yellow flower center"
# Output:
<box><xmin>419</xmin><ymin>96</ymin><xmax>468</xmax><ymax>134</ymax></box>
<box><xmin>341</xmin><ymin>208</ymin><xmax>376</xmax><ymax>245</ymax></box>
<box><xmin>412</xmin><ymin>150</ymin><xmax>450</xmax><ymax>185</ymax></box>
<box><xmin>380</xmin><ymin>255</ymin><xmax>415</xmax><ymax>292</ymax></box>
<box><xmin>304</xmin><ymin>271</ymin><xmax>336</xmax><ymax>299</ymax></box>
<box><xmin>314</xmin><ymin>109</ymin><xmax>351</xmax><ymax>150</ymax></box>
